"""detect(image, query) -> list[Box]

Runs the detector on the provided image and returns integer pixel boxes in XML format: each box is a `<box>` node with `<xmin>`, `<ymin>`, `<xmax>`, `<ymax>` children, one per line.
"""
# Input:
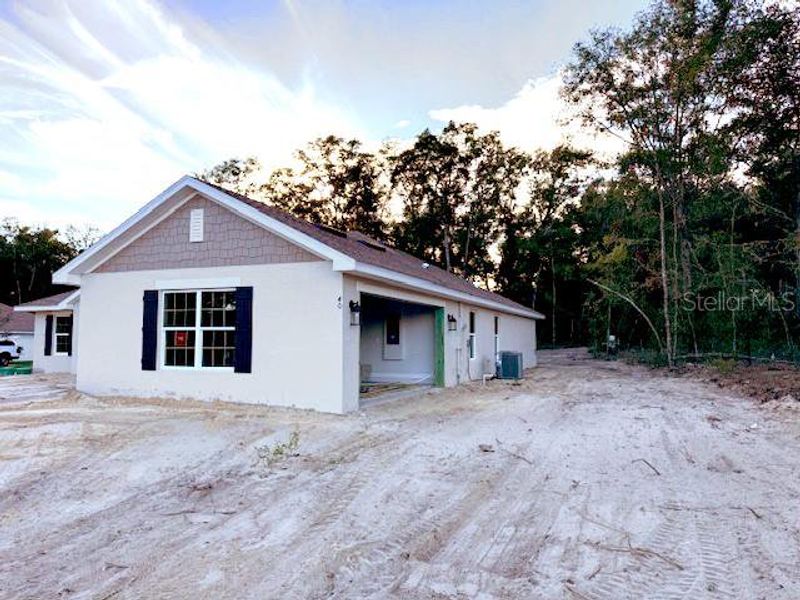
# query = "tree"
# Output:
<box><xmin>563</xmin><ymin>0</ymin><xmax>745</xmax><ymax>364</ymax></box>
<box><xmin>391</xmin><ymin>122</ymin><xmax>528</xmax><ymax>280</ymax></box>
<box><xmin>61</xmin><ymin>224</ymin><xmax>101</xmax><ymax>253</ymax></box>
<box><xmin>467</xmin><ymin>131</ymin><xmax>530</xmax><ymax>284</ymax></box>
<box><xmin>390</xmin><ymin>124</ymin><xmax>473</xmax><ymax>272</ymax></box>
<box><xmin>496</xmin><ymin>146</ymin><xmax>592</xmax><ymax>345</ymax></box>
<box><xmin>189</xmin><ymin>0</ymin><xmax>800</xmax><ymax>365</ymax></box>
<box><xmin>723</xmin><ymin>4</ymin><xmax>800</xmax><ymax>321</ymax></box>
<box><xmin>262</xmin><ymin>136</ymin><xmax>388</xmax><ymax>239</ymax></box>
<box><xmin>197</xmin><ymin>157</ymin><xmax>262</xmax><ymax>198</ymax></box>
<box><xmin>199</xmin><ymin>140</ymin><xmax>389</xmax><ymax>240</ymax></box>
<box><xmin>0</xmin><ymin>219</ymin><xmax>79</xmax><ymax>305</ymax></box>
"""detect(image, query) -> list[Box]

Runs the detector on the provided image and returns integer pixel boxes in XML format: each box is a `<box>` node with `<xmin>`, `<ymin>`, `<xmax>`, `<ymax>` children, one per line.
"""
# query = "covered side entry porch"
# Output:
<box><xmin>357</xmin><ymin>291</ymin><xmax>445</xmax><ymax>402</ymax></box>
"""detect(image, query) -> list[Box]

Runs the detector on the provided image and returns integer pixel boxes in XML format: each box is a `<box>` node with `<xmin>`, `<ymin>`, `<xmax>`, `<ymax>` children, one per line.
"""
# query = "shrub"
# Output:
<box><xmin>255</xmin><ymin>429</ymin><xmax>300</xmax><ymax>467</ymax></box>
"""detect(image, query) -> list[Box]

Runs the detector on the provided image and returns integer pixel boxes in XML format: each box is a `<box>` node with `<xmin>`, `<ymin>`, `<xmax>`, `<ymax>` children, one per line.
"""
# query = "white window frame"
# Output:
<box><xmin>160</xmin><ymin>289</ymin><xmax>236</xmax><ymax>371</ymax></box>
<box><xmin>468</xmin><ymin>311</ymin><xmax>477</xmax><ymax>360</ymax></box>
<box><xmin>54</xmin><ymin>315</ymin><xmax>72</xmax><ymax>356</ymax></box>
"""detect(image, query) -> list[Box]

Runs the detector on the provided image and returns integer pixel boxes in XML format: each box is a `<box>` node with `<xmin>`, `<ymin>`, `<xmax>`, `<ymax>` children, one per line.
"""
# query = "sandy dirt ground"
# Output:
<box><xmin>678</xmin><ymin>360</ymin><xmax>800</xmax><ymax>404</ymax></box>
<box><xmin>1</xmin><ymin>351</ymin><xmax>799</xmax><ymax>599</ymax></box>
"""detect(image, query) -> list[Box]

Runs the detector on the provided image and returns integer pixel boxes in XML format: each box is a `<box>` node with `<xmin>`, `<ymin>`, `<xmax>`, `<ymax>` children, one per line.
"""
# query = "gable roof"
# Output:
<box><xmin>198</xmin><ymin>180</ymin><xmax>542</xmax><ymax>317</ymax></box>
<box><xmin>54</xmin><ymin>176</ymin><xmax>543</xmax><ymax>319</ymax></box>
<box><xmin>0</xmin><ymin>303</ymin><xmax>34</xmax><ymax>333</ymax></box>
<box><xmin>14</xmin><ymin>290</ymin><xmax>80</xmax><ymax>313</ymax></box>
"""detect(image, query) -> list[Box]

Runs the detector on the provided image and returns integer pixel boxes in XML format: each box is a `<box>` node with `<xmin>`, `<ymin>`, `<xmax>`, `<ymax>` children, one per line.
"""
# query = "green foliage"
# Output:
<box><xmin>390</xmin><ymin>122</ymin><xmax>529</xmax><ymax>280</ymax></box>
<box><xmin>496</xmin><ymin>145</ymin><xmax>593</xmax><ymax>346</ymax></box>
<box><xmin>198</xmin><ymin>139</ymin><xmax>389</xmax><ymax>240</ymax></box>
<box><xmin>563</xmin><ymin>0</ymin><xmax>800</xmax><ymax>363</ymax></box>
<box><xmin>710</xmin><ymin>358</ymin><xmax>736</xmax><ymax>374</ymax></box>
<box><xmin>197</xmin><ymin>157</ymin><xmax>262</xmax><ymax>197</ymax></box>
<box><xmin>619</xmin><ymin>349</ymin><xmax>670</xmax><ymax>368</ymax></box>
<box><xmin>194</xmin><ymin>0</ymin><xmax>799</xmax><ymax>362</ymax></box>
<box><xmin>0</xmin><ymin>219</ymin><xmax>86</xmax><ymax>305</ymax></box>
<box><xmin>264</xmin><ymin>136</ymin><xmax>388</xmax><ymax>239</ymax></box>
<box><xmin>255</xmin><ymin>429</ymin><xmax>301</xmax><ymax>467</ymax></box>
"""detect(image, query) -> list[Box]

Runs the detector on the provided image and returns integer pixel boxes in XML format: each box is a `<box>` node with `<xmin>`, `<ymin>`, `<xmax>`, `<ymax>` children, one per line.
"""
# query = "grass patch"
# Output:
<box><xmin>710</xmin><ymin>358</ymin><xmax>736</xmax><ymax>374</ymax></box>
<box><xmin>618</xmin><ymin>349</ymin><xmax>669</xmax><ymax>368</ymax></box>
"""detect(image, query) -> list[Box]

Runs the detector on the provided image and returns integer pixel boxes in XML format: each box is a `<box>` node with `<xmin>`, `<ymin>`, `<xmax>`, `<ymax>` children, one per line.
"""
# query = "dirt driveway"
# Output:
<box><xmin>0</xmin><ymin>351</ymin><xmax>798</xmax><ymax>599</ymax></box>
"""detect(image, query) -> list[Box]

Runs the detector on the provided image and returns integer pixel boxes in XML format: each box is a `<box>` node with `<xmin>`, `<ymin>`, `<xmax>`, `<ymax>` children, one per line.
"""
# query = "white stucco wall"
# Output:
<box><xmin>341</xmin><ymin>275</ymin><xmax>539</xmax><ymax>408</ymax></box>
<box><xmin>341</xmin><ymin>276</ymin><xmax>361</xmax><ymax>413</ymax></box>
<box><xmin>440</xmin><ymin>300</ymin><xmax>537</xmax><ymax>385</ymax></box>
<box><xmin>76</xmin><ymin>262</ymin><xmax>347</xmax><ymax>413</ymax></box>
<box><xmin>495</xmin><ymin>312</ymin><xmax>538</xmax><ymax>369</ymax></box>
<box><xmin>359</xmin><ymin>298</ymin><xmax>435</xmax><ymax>384</ymax></box>
<box><xmin>31</xmin><ymin>309</ymin><xmax>78</xmax><ymax>373</ymax></box>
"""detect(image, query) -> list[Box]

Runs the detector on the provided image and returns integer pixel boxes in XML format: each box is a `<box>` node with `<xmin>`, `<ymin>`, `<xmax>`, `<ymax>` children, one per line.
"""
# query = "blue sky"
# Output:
<box><xmin>0</xmin><ymin>0</ymin><xmax>645</xmax><ymax>230</ymax></box>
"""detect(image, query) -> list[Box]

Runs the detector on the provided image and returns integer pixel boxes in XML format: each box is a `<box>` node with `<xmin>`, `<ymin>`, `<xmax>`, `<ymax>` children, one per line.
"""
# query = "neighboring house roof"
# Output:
<box><xmin>0</xmin><ymin>303</ymin><xmax>34</xmax><ymax>333</ymax></box>
<box><xmin>14</xmin><ymin>290</ymin><xmax>80</xmax><ymax>313</ymax></box>
<box><xmin>53</xmin><ymin>176</ymin><xmax>543</xmax><ymax>319</ymax></box>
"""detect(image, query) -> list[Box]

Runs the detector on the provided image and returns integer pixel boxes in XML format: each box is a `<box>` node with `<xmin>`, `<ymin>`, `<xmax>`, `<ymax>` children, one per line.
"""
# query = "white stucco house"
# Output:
<box><xmin>0</xmin><ymin>302</ymin><xmax>35</xmax><ymax>362</ymax></box>
<box><xmin>14</xmin><ymin>291</ymin><xmax>80</xmax><ymax>372</ymax></box>
<box><xmin>16</xmin><ymin>176</ymin><xmax>542</xmax><ymax>413</ymax></box>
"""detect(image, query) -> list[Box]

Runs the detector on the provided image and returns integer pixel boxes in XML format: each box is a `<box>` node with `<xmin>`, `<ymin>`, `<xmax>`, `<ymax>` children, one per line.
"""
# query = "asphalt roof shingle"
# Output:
<box><xmin>197</xmin><ymin>178</ymin><xmax>540</xmax><ymax>316</ymax></box>
<box><xmin>0</xmin><ymin>302</ymin><xmax>34</xmax><ymax>333</ymax></box>
<box><xmin>15</xmin><ymin>290</ymin><xmax>77</xmax><ymax>309</ymax></box>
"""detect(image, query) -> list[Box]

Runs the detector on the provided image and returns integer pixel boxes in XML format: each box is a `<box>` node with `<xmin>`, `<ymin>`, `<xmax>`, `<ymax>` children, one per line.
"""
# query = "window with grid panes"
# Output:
<box><xmin>162</xmin><ymin>290</ymin><xmax>236</xmax><ymax>368</ymax></box>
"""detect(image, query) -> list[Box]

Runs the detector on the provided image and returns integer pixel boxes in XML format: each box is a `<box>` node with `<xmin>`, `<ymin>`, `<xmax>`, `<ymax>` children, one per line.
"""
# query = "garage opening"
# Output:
<box><xmin>358</xmin><ymin>293</ymin><xmax>444</xmax><ymax>404</ymax></box>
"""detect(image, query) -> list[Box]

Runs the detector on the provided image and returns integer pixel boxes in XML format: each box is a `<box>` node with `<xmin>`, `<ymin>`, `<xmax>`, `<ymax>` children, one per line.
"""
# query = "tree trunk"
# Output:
<box><xmin>793</xmin><ymin>154</ymin><xmax>800</xmax><ymax>320</ymax></box>
<box><xmin>659</xmin><ymin>195</ymin><xmax>674</xmax><ymax>366</ymax></box>
<box><xmin>671</xmin><ymin>203</ymin><xmax>681</xmax><ymax>359</ymax></box>
<box><xmin>551</xmin><ymin>255</ymin><xmax>557</xmax><ymax>347</ymax></box>
<box><xmin>462</xmin><ymin>212</ymin><xmax>475</xmax><ymax>277</ymax></box>
<box><xmin>729</xmin><ymin>209</ymin><xmax>738</xmax><ymax>357</ymax></box>
<box><xmin>443</xmin><ymin>228</ymin><xmax>452</xmax><ymax>272</ymax></box>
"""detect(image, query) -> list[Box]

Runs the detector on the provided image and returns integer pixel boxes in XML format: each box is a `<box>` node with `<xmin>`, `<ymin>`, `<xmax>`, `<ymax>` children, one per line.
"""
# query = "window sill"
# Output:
<box><xmin>159</xmin><ymin>366</ymin><xmax>235</xmax><ymax>372</ymax></box>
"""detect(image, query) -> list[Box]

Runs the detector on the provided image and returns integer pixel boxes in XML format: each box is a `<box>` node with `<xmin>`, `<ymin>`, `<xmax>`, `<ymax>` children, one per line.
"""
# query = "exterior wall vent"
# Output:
<box><xmin>189</xmin><ymin>208</ymin><xmax>204</xmax><ymax>242</ymax></box>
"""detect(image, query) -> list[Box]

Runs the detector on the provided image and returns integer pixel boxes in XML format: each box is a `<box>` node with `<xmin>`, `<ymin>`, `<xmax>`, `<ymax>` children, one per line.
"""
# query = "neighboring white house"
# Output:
<box><xmin>14</xmin><ymin>291</ymin><xmax>80</xmax><ymax>373</ymax></box>
<box><xmin>0</xmin><ymin>302</ymin><xmax>35</xmax><ymax>362</ymax></box>
<box><xmin>17</xmin><ymin>176</ymin><xmax>543</xmax><ymax>413</ymax></box>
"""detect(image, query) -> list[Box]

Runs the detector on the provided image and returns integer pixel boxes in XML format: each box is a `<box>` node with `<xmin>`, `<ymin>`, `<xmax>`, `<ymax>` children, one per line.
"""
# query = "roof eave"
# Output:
<box><xmin>50</xmin><ymin>177</ymin><xmax>539</xmax><ymax>318</ymax></box>
<box><xmin>344</xmin><ymin>262</ymin><xmax>544</xmax><ymax>319</ymax></box>
<box><xmin>52</xmin><ymin>176</ymin><xmax>356</xmax><ymax>284</ymax></box>
<box><xmin>14</xmin><ymin>291</ymin><xmax>81</xmax><ymax>313</ymax></box>
<box><xmin>53</xmin><ymin>176</ymin><xmax>198</xmax><ymax>284</ymax></box>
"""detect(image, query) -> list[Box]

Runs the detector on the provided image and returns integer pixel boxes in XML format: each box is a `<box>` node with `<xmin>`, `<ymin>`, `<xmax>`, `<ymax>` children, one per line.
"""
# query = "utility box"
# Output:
<box><xmin>497</xmin><ymin>351</ymin><xmax>523</xmax><ymax>379</ymax></box>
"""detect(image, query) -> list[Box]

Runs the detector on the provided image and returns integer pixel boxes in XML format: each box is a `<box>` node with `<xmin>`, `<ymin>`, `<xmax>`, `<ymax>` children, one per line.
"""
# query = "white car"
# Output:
<box><xmin>0</xmin><ymin>339</ymin><xmax>23</xmax><ymax>366</ymax></box>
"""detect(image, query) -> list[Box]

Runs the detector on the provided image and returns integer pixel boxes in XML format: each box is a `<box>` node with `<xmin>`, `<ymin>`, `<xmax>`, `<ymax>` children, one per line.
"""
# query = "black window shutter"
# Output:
<box><xmin>141</xmin><ymin>290</ymin><xmax>158</xmax><ymax>371</ymax></box>
<box><xmin>66</xmin><ymin>314</ymin><xmax>74</xmax><ymax>356</ymax></box>
<box><xmin>234</xmin><ymin>286</ymin><xmax>253</xmax><ymax>373</ymax></box>
<box><xmin>44</xmin><ymin>315</ymin><xmax>53</xmax><ymax>356</ymax></box>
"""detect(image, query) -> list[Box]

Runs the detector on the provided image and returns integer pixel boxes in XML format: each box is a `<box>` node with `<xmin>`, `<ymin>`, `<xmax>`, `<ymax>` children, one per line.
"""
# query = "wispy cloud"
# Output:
<box><xmin>0</xmin><ymin>0</ymin><xmax>363</xmax><ymax>230</ymax></box>
<box><xmin>0</xmin><ymin>0</ymin><xmax>645</xmax><ymax>230</ymax></box>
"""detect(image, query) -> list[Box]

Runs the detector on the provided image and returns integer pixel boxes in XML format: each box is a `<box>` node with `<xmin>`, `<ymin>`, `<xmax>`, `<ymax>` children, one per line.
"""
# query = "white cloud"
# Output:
<box><xmin>0</xmin><ymin>0</ymin><xmax>364</xmax><ymax>231</ymax></box>
<box><xmin>429</xmin><ymin>73</ymin><xmax>623</xmax><ymax>157</ymax></box>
